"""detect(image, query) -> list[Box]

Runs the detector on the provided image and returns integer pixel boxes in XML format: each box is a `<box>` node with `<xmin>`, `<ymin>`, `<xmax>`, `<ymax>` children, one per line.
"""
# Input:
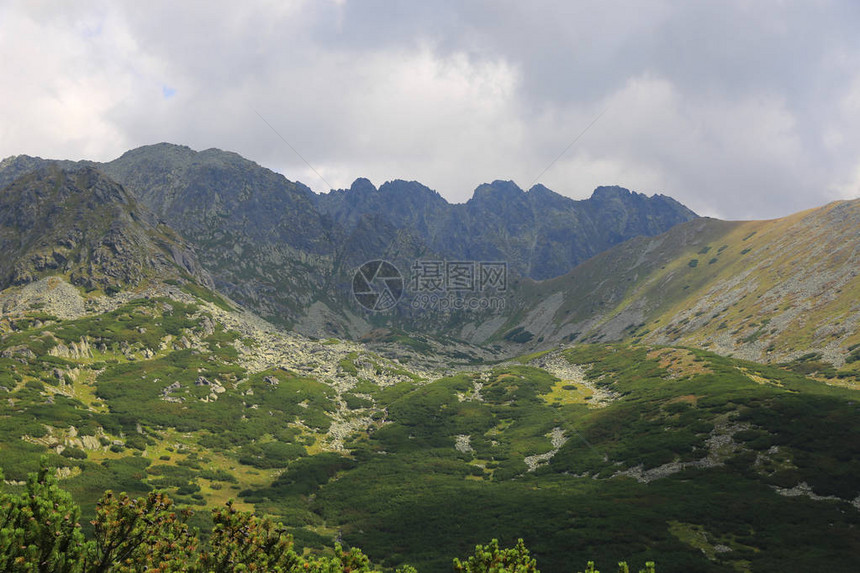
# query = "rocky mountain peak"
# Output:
<box><xmin>469</xmin><ymin>180</ymin><xmax>526</xmax><ymax>204</ymax></box>
<box><xmin>1</xmin><ymin>143</ymin><xmax>700</xmax><ymax>334</ymax></box>
<box><xmin>348</xmin><ymin>177</ymin><xmax>377</xmax><ymax>194</ymax></box>
<box><xmin>590</xmin><ymin>185</ymin><xmax>636</xmax><ymax>200</ymax></box>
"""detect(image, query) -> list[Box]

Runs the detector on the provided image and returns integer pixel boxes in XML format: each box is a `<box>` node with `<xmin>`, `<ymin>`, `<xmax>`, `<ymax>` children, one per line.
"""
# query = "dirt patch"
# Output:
<box><xmin>647</xmin><ymin>347</ymin><xmax>713</xmax><ymax>378</ymax></box>
<box><xmin>666</xmin><ymin>394</ymin><xmax>699</xmax><ymax>406</ymax></box>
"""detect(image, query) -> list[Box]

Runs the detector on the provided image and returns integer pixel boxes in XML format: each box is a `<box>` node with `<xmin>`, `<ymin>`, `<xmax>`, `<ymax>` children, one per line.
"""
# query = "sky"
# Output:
<box><xmin>1</xmin><ymin>1</ymin><xmax>860</xmax><ymax>219</ymax></box>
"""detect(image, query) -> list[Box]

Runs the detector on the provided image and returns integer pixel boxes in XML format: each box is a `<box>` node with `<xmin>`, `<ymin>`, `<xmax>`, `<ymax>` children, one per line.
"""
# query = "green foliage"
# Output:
<box><xmin>198</xmin><ymin>468</ymin><xmax>237</xmax><ymax>483</ymax></box>
<box><xmin>583</xmin><ymin>562</ymin><xmax>655</xmax><ymax>573</ymax></box>
<box><xmin>86</xmin><ymin>490</ymin><xmax>196</xmax><ymax>572</ymax></box>
<box><xmin>453</xmin><ymin>538</ymin><xmax>538</xmax><ymax>572</ymax></box>
<box><xmin>2</xmin><ymin>466</ymin><xmax>389</xmax><ymax>572</ymax></box>
<box><xmin>0</xmin><ymin>464</ymin><xmax>88</xmax><ymax>573</ymax></box>
<box><xmin>450</xmin><ymin>539</ymin><xmax>654</xmax><ymax>573</ymax></box>
<box><xmin>237</xmin><ymin>441</ymin><xmax>306</xmax><ymax>469</ymax></box>
<box><xmin>0</xmin><ymin>440</ymin><xmax>62</xmax><ymax>482</ymax></box>
<box><xmin>344</xmin><ymin>393</ymin><xmax>374</xmax><ymax>410</ymax></box>
<box><xmin>782</xmin><ymin>353</ymin><xmax>839</xmax><ymax>377</ymax></box>
<box><xmin>180</xmin><ymin>282</ymin><xmax>234</xmax><ymax>311</ymax></box>
<box><xmin>199</xmin><ymin>500</ymin><xmax>301</xmax><ymax>571</ymax></box>
<box><xmin>3</xmin><ymin>292</ymin><xmax>860</xmax><ymax>572</ymax></box>
<box><xmin>61</xmin><ymin>446</ymin><xmax>88</xmax><ymax>460</ymax></box>
<box><xmin>301</xmin><ymin>345</ymin><xmax>860</xmax><ymax>571</ymax></box>
<box><xmin>261</xmin><ymin>453</ymin><xmax>356</xmax><ymax>498</ymax></box>
<box><xmin>338</xmin><ymin>353</ymin><xmax>359</xmax><ymax>375</ymax></box>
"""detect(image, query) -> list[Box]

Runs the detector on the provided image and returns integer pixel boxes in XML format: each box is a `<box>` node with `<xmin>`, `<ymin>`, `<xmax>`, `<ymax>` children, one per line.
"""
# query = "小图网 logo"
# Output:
<box><xmin>352</xmin><ymin>259</ymin><xmax>506</xmax><ymax>312</ymax></box>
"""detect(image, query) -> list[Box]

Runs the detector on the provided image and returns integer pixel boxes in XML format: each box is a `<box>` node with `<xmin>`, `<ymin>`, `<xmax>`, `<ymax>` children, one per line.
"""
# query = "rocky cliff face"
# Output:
<box><xmin>0</xmin><ymin>154</ymin><xmax>82</xmax><ymax>188</ymax></box>
<box><xmin>102</xmin><ymin>144</ymin><xmax>331</xmax><ymax>253</ymax></box>
<box><xmin>96</xmin><ymin>143</ymin><xmax>342</xmax><ymax>326</ymax></box>
<box><xmin>0</xmin><ymin>165</ymin><xmax>209</xmax><ymax>292</ymax></box>
<box><xmin>318</xmin><ymin>179</ymin><xmax>698</xmax><ymax>280</ymax></box>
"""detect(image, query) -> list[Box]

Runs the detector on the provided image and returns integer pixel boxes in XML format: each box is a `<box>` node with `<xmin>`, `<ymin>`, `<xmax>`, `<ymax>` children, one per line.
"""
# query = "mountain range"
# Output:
<box><xmin>3</xmin><ymin>143</ymin><xmax>858</xmax><ymax>368</ymax></box>
<box><xmin>0</xmin><ymin>143</ymin><xmax>696</xmax><ymax>335</ymax></box>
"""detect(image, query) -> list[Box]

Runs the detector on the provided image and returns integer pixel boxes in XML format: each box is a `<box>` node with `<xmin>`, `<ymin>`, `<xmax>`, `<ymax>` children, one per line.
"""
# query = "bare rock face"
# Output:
<box><xmin>0</xmin><ymin>345</ymin><xmax>36</xmax><ymax>361</ymax></box>
<box><xmin>49</xmin><ymin>338</ymin><xmax>93</xmax><ymax>360</ymax></box>
<box><xmin>160</xmin><ymin>381</ymin><xmax>183</xmax><ymax>403</ymax></box>
<box><xmin>0</xmin><ymin>165</ymin><xmax>211</xmax><ymax>293</ymax></box>
<box><xmin>318</xmin><ymin>180</ymin><xmax>697</xmax><ymax>281</ymax></box>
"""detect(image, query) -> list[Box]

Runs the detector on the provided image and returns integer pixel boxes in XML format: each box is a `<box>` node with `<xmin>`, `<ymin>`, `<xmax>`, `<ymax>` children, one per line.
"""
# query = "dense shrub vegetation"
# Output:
<box><xmin>0</xmin><ymin>465</ymin><xmax>651</xmax><ymax>572</ymax></box>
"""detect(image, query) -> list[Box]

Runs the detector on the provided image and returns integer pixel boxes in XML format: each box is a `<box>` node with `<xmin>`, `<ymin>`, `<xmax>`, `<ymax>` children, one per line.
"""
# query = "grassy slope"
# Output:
<box><xmin>503</xmin><ymin>199</ymin><xmax>860</xmax><ymax>381</ymax></box>
<box><xmin>636</xmin><ymin>201</ymin><xmax>860</xmax><ymax>362</ymax></box>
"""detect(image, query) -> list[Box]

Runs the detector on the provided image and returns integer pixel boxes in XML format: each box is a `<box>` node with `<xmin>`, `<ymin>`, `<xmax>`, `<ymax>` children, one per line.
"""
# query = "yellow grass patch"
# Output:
<box><xmin>540</xmin><ymin>379</ymin><xmax>594</xmax><ymax>405</ymax></box>
<box><xmin>735</xmin><ymin>366</ymin><xmax>782</xmax><ymax>387</ymax></box>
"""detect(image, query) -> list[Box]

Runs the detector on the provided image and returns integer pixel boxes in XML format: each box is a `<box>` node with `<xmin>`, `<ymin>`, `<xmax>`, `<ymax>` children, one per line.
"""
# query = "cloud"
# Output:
<box><xmin>1</xmin><ymin>0</ymin><xmax>859</xmax><ymax>219</ymax></box>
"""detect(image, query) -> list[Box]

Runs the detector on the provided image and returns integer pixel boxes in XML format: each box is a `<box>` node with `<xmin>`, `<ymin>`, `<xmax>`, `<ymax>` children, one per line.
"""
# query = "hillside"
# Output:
<box><xmin>493</xmin><ymin>200</ymin><xmax>860</xmax><ymax>376</ymax></box>
<box><xmin>0</xmin><ymin>166</ymin><xmax>208</xmax><ymax>293</ymax></box>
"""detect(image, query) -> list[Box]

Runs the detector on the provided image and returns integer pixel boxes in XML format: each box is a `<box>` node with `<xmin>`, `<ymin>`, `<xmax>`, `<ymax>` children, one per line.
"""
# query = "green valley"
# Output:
<box><xmin>2</xmin><ymin>279</ymin><xmax>858</xmax><ymax>571</ymax></box>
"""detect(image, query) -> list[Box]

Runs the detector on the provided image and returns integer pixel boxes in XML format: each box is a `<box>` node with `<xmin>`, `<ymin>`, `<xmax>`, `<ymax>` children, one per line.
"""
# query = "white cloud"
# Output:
<box><xmin>2</xmin><ymin>0</ymin><xmax>860</xmax><ymax>218</ymax></box>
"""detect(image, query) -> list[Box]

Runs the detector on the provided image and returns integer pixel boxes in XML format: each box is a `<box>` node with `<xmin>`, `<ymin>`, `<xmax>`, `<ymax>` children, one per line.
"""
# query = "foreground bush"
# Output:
<box><xmin>452</xmin><ymin>538</ymin><xmax>654</xmax><ymax>573</ymax></box>
<box><xmin>1</xmin><ymin>465</ymin><xmax>655</xmax><ymax>572</ymax></box>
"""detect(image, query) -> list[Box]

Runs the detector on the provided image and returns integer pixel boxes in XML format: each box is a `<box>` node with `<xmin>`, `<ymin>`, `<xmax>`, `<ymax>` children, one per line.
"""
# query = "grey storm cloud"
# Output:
<box><xmin>1</xmin><ymin>0</ymin><xmax>859</xmax><ymax>219</ymax></box>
